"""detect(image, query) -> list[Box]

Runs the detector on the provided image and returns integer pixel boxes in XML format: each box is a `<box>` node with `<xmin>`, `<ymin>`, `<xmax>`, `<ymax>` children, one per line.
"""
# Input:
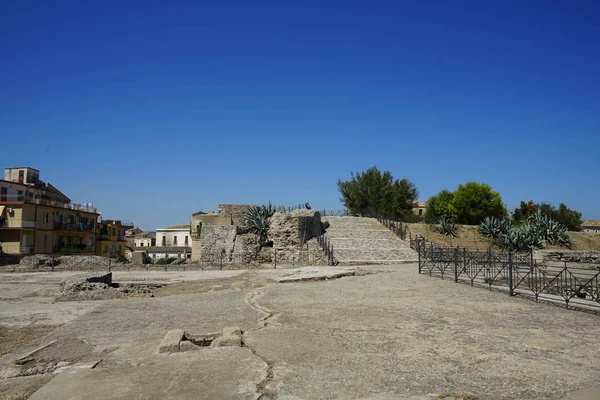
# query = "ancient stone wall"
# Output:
<box><xmin>535</xmin><ymin>250</ymin><xmax>600</xmax><ymax>264</ymax></box>
<box><xmin>218</xmin><ymin>204</ymin><xmax>255</xmax><ymax>226</ymax></box>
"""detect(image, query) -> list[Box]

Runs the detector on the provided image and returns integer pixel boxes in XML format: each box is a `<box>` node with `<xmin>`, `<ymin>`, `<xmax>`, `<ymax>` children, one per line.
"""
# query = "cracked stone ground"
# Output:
<box><xmin>1</xmin><ymin>266</ymin><xmax>600</xmax><ymax>400</ymax></box>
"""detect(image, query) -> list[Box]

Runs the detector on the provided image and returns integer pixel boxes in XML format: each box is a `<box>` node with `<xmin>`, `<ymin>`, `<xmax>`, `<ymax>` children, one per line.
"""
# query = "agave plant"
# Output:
<box><xmin>437</xmin><ymin>215</ymin><xmax>457</xmax><ymax>237</ymax></box>
<box><xmin>244</xmin><ymin>202</ymin><xmax>277</xmax><ymax>245</ymax></box>
<box><xmin>479</xmin><ymin>216</ymin><xmax>502</xmax><ymax>239</ymax></box>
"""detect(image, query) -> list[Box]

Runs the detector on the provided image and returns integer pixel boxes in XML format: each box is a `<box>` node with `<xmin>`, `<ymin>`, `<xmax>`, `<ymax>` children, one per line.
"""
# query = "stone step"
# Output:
<box><xmin>334</xmin><ymin>248</ymin><xmax>418</xmax><ymax>262</ymax></box>
<box><xmin>324</xmin><ymin>230</ymin><xmax>401</xmax><ymax>239</ymax></box>
<box><xmin>328</xmin><ymin>238</ymin><xmax>411</xmax><ymax>250</ymax></box>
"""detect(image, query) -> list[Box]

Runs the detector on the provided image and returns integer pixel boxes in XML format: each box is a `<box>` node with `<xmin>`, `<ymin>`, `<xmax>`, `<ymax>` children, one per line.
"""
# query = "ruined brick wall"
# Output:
<box><xmin>218</xmin><ymin>204</ymin><xmax>255</xmax><ymax>226</ymax></box>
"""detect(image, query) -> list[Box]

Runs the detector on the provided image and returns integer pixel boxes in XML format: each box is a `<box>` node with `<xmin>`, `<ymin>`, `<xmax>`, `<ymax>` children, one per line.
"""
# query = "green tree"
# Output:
<box><xmin>337</xmin><ymin>166</ymin><xmax>418</xmax><ymax>220</ymax></box>
<box><xmin>452</xmin><ymin>182</ymin><xmax>506</xmax><ymax>225</ymax></box>
<box><xmin>424</xmin><ymin>189</ymin><xmax>455</xmax><ymax>224</ymax></box>
<box><xmin>512</xmin><ymin>201</ymin><xmax>582</xmax><ymax>231</ymax></box>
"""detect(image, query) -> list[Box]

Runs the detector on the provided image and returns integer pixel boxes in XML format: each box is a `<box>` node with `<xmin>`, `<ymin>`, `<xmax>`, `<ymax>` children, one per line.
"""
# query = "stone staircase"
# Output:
<box><xmin>321</xmin><ymin>216</ymin><xmax>418</xmax><ymax>265</ymax></box>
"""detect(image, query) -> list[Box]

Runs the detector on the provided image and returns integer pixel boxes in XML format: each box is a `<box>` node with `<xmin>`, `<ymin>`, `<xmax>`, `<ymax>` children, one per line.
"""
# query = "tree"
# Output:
<box><xmin>337</xmin><ymin>166</ymin><xmax>418</xmax><ymax>220</ymax></box>
<box><xmin>424</xmin><ymin>189</ymin><xmax>455</xmax><ymax>224</ymax></box>
<box><xmin>451</xmin><ymin>182</ymin><xmax>506</xmax><ymax>225</ymax></box>
<box><xmin>512</xmin><ymin>201</ymin><xmax>582</xmax><ymax>231</ymax></box>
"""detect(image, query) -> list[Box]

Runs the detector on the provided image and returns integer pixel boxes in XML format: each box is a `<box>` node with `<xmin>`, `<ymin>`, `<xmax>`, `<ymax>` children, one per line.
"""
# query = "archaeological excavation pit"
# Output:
<box><xmin>158</xmin><ymin>327</ymin><xmax>244</xmax><ymax>354</ymax></box>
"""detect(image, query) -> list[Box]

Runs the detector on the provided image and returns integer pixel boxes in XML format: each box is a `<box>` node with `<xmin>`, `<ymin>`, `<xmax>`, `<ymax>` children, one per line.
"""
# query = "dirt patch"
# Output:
<box><xmin>154</xmin><ymin>270</ymin><xmax>266</xmax><ymax>297</ymax></box>
<box><xmin>0</xmin><ymin>326</ymin><xmax>58</xmax><ymax>357</ymax></box>
<box><xmin>55</xmin><ymin>282</ymin><xmax>163</xmax><ymax>302</ymax></box>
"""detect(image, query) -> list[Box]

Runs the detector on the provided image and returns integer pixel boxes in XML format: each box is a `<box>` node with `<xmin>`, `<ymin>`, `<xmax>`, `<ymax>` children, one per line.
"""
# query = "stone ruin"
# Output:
<box><xmin>199</xmin><ymin>209</ymin><xmax>329</xmax><ymax>267</ymax></box>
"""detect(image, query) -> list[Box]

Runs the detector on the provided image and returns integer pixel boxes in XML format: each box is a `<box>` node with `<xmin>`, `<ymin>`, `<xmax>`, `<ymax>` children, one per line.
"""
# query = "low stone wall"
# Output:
<box><xmin>535</xmin><ymin>250</ymin><xmax>600</xmax><ymax>264</ymax></box>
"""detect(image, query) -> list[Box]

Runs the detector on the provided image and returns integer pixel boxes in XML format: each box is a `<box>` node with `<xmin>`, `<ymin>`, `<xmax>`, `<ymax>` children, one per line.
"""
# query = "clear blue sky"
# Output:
<box><xmin>1</xmin><ymin>1</ymin><xmax>599</xmax><ymax>230</ymax></box>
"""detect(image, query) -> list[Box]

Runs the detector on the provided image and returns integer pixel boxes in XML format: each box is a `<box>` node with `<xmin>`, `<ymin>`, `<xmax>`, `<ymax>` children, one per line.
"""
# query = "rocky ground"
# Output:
<box><xmin>0</xmin><ymin>265</ymin><xmax>599</xmax><ymax>399</ymax></box>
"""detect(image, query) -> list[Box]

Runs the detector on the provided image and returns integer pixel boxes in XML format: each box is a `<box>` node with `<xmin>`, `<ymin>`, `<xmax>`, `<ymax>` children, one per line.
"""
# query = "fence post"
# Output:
<box><xmin>273</xmin><ymin>248</ymin><xmax>277</xmax><ymax>269</ymax></box>
<box><xmin>108</xmin><ymin>254</ymin><xmax>111</xmax><ymax>272</ymax></box>
<box><xmin>508</xmin><ymin>251</ymin><xmax>514</xmax><ymax>296</ymax></box>
<box><xmin>51</xmin><ymin>253</ymin><xmax>55</xmax><ymax>272</ymax></box>
<box><xmin>530</xmin><ymin>248</ymin><xmax>534</xmax><ymax>272</ymax></box>
<box><xmin>417</xmin><ymin>244</ymin><xmax>421</xmax><ymax>273</ymax></box>
<box><xmin>454</xmin><ymin>247</ymin><xmax>459</xmax><ymax>282</ymax></box>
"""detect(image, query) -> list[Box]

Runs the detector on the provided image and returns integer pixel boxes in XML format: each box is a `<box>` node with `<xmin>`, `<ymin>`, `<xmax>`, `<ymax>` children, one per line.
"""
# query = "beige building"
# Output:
<box><xmin>582</xmin><ymin>220</ymin><xmax>600</xmax><ymax>235</ymax></box>
<box><xmin>412</xmin><ymin>201</ymin><xmax>426</xmax><ymax>219</ymax></box>
<box><xmin>0</xmin><ymin>167</ymin><xmax>98</xmax><ymax>255</ymax></box>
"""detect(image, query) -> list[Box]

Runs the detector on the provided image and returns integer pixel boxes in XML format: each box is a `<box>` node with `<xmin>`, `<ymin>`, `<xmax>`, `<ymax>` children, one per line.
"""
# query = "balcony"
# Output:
<box><xmin>0</xmin><ymin>195</ymin><xmax>98</xmax><ymax>214</ymax></box>
<box><xmin>54</xmin><ymin>222</ymin><xmax>95</xmax><ymax>232</ymax></box>
<box><xmin>0</xmin><ymin>220</ymin><xmax>40</xmax><ymax>229</ymax></box>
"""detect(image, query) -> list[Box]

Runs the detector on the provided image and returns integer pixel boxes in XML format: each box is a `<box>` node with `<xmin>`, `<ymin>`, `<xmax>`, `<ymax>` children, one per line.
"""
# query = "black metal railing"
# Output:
<box><xmin>316</xmin><ymin>234</ymin><xmax>336</xmax><ymax>265</ymax></box>
<box><xmin>320</xmin><ymin>209</ymin><xmax>348</xmax><ymax>216</ymax></box>
<box><xmin>417</xmin><ymin>243</ymin><xmax>600</xmax><ymax>311</ymax></box>
<box><xmin>377</xmin><ymin>217</ymin><xmax>408</xmax><ymax>240</ymax></box>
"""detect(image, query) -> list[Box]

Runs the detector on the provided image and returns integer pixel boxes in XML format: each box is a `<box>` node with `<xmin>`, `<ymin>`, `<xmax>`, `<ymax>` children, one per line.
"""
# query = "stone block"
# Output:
<box><xmin>211</xmin><ymin>333</ymin><xmax>242</xmax><ymax>348</ymax></box>
<box><xmin>158</xmin><ymin>329</ymin><xmax>185</xmax><ymax>354</ymax></box>
<box><xmin>179</xmin><ymin>340</ymin><xmax>201</xmax><ymax>352</ymax></box>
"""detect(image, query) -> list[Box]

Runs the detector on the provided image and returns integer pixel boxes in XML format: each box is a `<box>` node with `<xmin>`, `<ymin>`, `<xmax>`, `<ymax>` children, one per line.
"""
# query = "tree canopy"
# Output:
<box><xmin>512</xmin><ymin>201</ymin><xmax>582</xmax><ymax>231</ymax></box>
<box><xmin>337</xmin><ymin>166</ymin><xmax>418</xmax><ymax>220</ymax></box>
<box><xmin>425</xmin><ymin>182</ymin><xmax>506</xmax><ymax>225</ymax></box>
<box><xmin>452</xmin><ymin>182</ymin><xmax>506</xmax><ymax>225</ymax></box>
<box><xmin>424</xmin><ymin>189</ymin><xmax>455</xmax><ymax>224</ymax></box>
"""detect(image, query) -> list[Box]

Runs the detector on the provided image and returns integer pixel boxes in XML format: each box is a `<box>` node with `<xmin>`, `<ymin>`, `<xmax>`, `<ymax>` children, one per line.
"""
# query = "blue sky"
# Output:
<box><xmin>1</xmin><ymin>1</ymin><xmax>599</xmax><ymax>230</ymax></box>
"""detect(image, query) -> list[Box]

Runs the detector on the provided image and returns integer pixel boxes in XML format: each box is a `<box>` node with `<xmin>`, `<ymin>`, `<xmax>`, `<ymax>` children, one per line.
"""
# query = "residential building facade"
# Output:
<box><xmin>134</xmin><ymin>232</ymin><xmax>155</xmax><ymax>247</ymax></box>
<box><xmin>0</xmin><ymin>167</ymin><xmax>98</xmax><ymax>255</ymax></box>
<box><xmin>155</xmin><ymin>224</ymin><xmax>191</xmax><ymax>247</ymax></box>
<box><xmin>95</xmin><ymin>220</ymin><xmax>127</xmax><ymax>257</ymax></box>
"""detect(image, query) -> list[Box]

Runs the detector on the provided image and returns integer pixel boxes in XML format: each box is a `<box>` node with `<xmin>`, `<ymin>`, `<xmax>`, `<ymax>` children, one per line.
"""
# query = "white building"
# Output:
<box><xmin>134</xmin><ymin>232</ymin><xmax>155</xmax><ymax>247</ymax></box>
<box><xmin>155</xmin><ymin>224</ymin><xmax>191</xmax><ymax>247</ymax></box>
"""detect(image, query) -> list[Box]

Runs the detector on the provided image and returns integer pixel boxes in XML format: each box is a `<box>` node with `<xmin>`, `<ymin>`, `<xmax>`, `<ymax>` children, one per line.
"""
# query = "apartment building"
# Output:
<box><xmin>96</xmin><ymin>220</ymin><xmax>127</xmax><ymax>257</ymax></box>
<box><xmin>0</xmin><ymin>167</ymin><xmax>99</xmax><ymax>255</ymax></box>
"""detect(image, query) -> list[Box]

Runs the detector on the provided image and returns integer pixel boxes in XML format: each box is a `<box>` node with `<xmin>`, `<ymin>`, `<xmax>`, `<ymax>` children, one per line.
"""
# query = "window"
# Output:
<box><xmin>173</xmin><ymin>236</ymin><xmax>178</xmax><ymax>245</ymax></box>
<box><xmin>0</xmin><ymin>187</ymin><xmax>6</xmax><ymax>201</ymax></box>
<box><xmin>162</xmin><ymin>236</ymin><xmax>166</xmax><ymax>246</ymax></box>
<box><xmin>104</xmin><ymin>245</ymin><xmax>108</xmax><ymax>253</ymax></box>
<box><xmin>185</xmin><ymin>236</ymin><xmax>189</xmax><ymax>245</ymax></box>
<box><xmin>43</xmin><ymin>213</ymin><xmax>49</xmax><ymax>223</ymax></box>
<box><xmin>44</xmin><ymin>235</ymin><xmax>47</xmax><ymax>246</ymax></box>
<box><xmin>17</xmin><ymin>190</ymin><xmax>24</xmax><ymax>201</ymax></box>
<box><xmin>140</xmin><ymin>243</ymin><xmax>144</xmax><ymax>247</ymax></box>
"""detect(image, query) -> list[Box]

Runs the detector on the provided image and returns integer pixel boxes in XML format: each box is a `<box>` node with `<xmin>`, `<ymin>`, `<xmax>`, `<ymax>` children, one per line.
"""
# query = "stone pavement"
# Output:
<box><xmin>1</xmin><ymin>265</ymin><xmax>600</xmax><ymax>399</ymax></box>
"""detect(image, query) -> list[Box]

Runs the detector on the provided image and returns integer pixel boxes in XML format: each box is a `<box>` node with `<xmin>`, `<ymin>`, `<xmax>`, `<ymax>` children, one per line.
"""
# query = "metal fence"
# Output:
<box><xmin>378</xmin><ymin>218</ymin><xmax>408</xmax><ymax>240</ymax></box>
<box><xmin>316</xmin><ymin>234</ymin><xmax>336</xmax><ymax>266</ymax></box>
<box><xmin>416</xmin><ymin>243</ymin><xmax>600</xmax><ymax>311</ymax></box>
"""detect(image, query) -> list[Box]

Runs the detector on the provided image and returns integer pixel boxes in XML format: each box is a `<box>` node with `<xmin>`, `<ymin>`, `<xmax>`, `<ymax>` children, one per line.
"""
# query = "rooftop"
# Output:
<box><xmin>582</xmin><ymin>220</ymin><xmax>600</xmax><ymax>228</ymax></box>
<box><xmin>158</xmin><ymin>224</ymin><xmax>190</xmax><ymax>230</ymax></box>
